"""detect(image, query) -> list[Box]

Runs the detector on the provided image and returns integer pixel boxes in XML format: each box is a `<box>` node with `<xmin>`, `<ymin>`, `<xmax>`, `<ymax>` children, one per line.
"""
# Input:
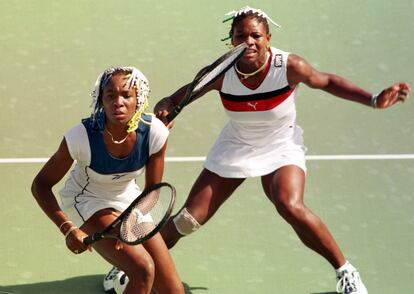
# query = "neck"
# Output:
<box><xmin>105</xmin><ymin>127</ymin><xmax>129</xmax><ymax>144</ymax></box>
<box><xmin>235</xmin><ymin>52</ymin><xmax>270</xmax><ymax>80</ymax></box>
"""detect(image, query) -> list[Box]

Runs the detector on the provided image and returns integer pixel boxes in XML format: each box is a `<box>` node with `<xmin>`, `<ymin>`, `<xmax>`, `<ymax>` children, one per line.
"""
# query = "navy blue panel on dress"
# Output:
<box><xmin>82</xmin><ymin>114</ymin><xmax>152</xmax><ymax>174</ymax></box>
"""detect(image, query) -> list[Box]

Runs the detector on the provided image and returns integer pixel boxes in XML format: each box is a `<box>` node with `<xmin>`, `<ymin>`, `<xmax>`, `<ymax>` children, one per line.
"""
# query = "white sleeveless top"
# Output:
<box><xmin>59</xmin><ymin>115</ymin><xmax>169</xmax><ymax>226</ymax></box>
<box><xmin>204</xmin><ymin>47</ymin><xmax>307</xmax><ymax>178</ymax></box>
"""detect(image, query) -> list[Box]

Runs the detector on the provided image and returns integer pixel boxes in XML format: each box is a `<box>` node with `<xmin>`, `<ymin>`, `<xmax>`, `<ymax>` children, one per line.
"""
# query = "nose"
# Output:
<box><xmin>113</xmin><ymin>95</ymin><xmax>124</xmax><ymax>107</ymax></box>
<box><xmin>244</xmin><ymin>36</ymin><xmax>255</xmax><ymax>46</ymax></box>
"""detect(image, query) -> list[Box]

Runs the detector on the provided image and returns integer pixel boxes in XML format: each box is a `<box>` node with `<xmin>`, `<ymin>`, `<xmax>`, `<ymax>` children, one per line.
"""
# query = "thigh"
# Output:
<box><xmin>184</xmin><ymin>168</ymin><xmax>245</xmax><ymax>224</ymax></box>
<box><xmin>261</xmin><ymin>165</ymin><xmax>306</xmax><ymax>205</ymax></box>
<box><xmin>80</xmin><ymin>209</ymin><xmax>153</xmax><ymax>272</ymax></box>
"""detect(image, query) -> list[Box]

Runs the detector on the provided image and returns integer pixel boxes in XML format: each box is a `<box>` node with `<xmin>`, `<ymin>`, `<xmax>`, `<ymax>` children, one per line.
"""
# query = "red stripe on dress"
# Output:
<box><xmin>221</xmin><ymin>88</ymin><xmax>294</xmax><ymax>112</ymax></box>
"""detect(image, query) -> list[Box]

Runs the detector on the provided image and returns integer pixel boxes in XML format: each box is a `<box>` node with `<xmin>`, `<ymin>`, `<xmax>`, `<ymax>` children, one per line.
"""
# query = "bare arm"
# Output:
<box><xmin>154</xmin><ymin>73</ymin><xmax>224</xmax><ymax>126</ymax></box>
<box><xmin>31</xmin><ymin>138</ymin><xmax>74</xmax><ymax>231</ymax></box>
<box><xmin>287</xmin><ymin>54</ymin><xmax>410</xmax><ymax>108</ymax></box>
<box><xmin>145</xmin><ymin>140</ymin><xmax>168</xmax><ymax>188</ymax></box>
<box><xmin>31</xmin><ymin>138</ymin><xmax>90</xmax><ymax>253</ymax></box>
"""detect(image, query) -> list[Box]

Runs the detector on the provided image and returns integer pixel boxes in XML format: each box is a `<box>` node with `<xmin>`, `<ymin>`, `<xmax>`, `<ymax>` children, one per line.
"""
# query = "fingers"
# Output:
<box><xmin>397</xmin><ymin>82</ymin><xmax>411</xmax><ymax>103</ymax></box>
<box><xmin>166</xmin><ymin>119</ymin><xmax>175</xmax><ymax>129</ymax></box>
<box><xmin>66</xmin><ymin>228</ymin><xmax>91</xmax><ymax>255</ymax></box>
<box><xmin>157</xmin><ymin>110</ymin><xmax>175</xmax><ymax>129</ymax></box>
<box><xmin>70</xmin><ymin>244</ymin><xmax>90</xmax><ymax>254</ymax></box>
<box><xmin>378</xmin><ymin>82</ymin><xmax>411</xmax><ymax>108</ymax></box>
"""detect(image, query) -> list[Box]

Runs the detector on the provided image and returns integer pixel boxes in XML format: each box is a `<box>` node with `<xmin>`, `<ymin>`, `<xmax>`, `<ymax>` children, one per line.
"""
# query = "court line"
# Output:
<box><xmin>1</xmin><ymin>154</ymin><xmax>414</xmax><ymax>163</ymax></box>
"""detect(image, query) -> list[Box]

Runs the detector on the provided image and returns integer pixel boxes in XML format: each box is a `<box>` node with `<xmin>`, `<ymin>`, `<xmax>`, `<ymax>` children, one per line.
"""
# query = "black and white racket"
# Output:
<box><xmin>166</xmin><ymin>42</ymin><xmax>248</xmax><ymax>122</ymax></box>
<box><xmin>83</xmin><ymin>182</ymin><xmax>175</xmax><ymax>246</ymax></box>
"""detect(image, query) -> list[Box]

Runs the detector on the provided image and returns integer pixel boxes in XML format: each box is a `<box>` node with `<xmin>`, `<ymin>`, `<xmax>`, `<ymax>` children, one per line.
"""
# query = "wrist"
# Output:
<box><xmin>371</xmin><ymin>93</ymin><xmax>379</xmax><ymax>108</ymax></box>
<box><xmin>59</xmin><ymin>220</ymin><xmax>73</xmax><ymax>234</ymax></box>
<box><xmin>64</xmin><ymin>226</ymin><xmax>78</xmax><ymax>239</ymax></box>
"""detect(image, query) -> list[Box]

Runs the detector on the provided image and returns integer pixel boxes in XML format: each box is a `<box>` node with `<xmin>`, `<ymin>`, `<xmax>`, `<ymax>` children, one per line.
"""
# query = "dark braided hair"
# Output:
<box><xmin>229</xmin><ymin>11</ymin><xmax>270</xmax><ymax>40</ymax></box>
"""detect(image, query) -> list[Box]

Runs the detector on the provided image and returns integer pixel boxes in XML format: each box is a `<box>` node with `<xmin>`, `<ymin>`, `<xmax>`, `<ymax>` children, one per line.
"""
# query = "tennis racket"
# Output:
<box><xmin>83</xmin><ymin>182</ymin><xmax>176</xmax><ymax>246</ymax></box>
<box><xmin>166</xmin><ymin>42</ymin><xmax>248</xmax><ymax>122</ymax></box>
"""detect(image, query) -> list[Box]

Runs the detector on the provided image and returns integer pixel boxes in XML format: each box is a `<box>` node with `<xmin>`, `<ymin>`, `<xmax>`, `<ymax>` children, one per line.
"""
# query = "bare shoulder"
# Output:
<box><xmin>33</xmin><ymin>138</ymin><xmax>74</xmax><ymax>187</ymax></box>
<box><xmin>287</xmin><ymin>54</ymin><xmax>313</xmax><ymax>86</ymax></box>
<box><xmin>287</xmin><ymin>54</ymin><xmax>312</xmax><ymax>74</ymax></box>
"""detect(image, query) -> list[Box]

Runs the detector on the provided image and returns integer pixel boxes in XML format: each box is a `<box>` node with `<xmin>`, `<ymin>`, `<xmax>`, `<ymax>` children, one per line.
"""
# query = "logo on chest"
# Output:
<box><xmin>247</xmin><ymin>102</ymin><xmax>258</xmax><ymax>110</ymax></box>
<box><xmin>274</xmin><ymin>54</ymin><xmax>283</xmax><ymax>68</ymax></box>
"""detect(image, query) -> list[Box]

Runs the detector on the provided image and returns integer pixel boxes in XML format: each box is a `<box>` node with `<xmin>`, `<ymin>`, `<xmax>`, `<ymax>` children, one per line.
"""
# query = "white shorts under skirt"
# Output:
<box><xmin>60</xmin><ymin>196</ymin><xmax>133</xmax><ymax>227</ymax></box>
<box><xmin>204</xmin><ymin>125</ymin><xmax>307</xmax><ymax>178</ymax></box>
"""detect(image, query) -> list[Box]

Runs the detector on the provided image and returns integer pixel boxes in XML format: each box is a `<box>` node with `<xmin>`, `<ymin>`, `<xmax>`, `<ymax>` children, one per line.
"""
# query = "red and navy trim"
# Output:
<box><xmin>219</xmin><ymin>85</ymin><xmax>293</xmax><ymax>112</ymax></box>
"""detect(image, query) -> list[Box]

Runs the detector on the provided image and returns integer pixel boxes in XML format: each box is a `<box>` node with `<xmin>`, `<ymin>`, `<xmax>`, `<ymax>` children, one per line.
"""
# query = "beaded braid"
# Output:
<box><xmin>89</xmin><ymin>66</ymin><xmax>150</xmax><ymax>132</ymax></box>
<box><xmin>221</xmin><ymin>6</ymin><xmax>281</xmax><ymax>42</ymax></box>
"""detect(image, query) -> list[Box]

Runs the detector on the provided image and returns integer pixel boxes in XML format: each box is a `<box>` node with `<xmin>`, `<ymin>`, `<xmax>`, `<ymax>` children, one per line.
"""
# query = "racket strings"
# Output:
<box><xmin>119</xmin><ymin>188</ymin><xmax>171</xmax><ymax>243</ymax></box>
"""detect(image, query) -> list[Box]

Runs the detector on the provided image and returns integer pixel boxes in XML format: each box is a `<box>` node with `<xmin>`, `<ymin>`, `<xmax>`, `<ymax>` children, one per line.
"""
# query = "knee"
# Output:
<box><xmin>172</xmin><ymin>208</ymin><xmax>201</xmax><ymax>236</ymax></box>
<box><xmin>161</xmin><ymin>208</ymin><xmax>202</xmax><ymax>249</ymax></box>
<box><xmin>274</xmin><ymin>195</ymin><xmax>306</xmax><ymax>224</ymax></box>
<box><xmin>126</xmin><ymin>255</ymin><xmax>155</xmax><ymax>285</ymax></box>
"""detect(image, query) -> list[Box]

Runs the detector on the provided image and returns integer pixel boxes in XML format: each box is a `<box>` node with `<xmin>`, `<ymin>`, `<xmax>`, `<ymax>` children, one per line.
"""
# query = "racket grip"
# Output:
<box><xmin>83</xmin><ymin>233</ymin><xmax>102</xmax><ymax>245</ymax></box>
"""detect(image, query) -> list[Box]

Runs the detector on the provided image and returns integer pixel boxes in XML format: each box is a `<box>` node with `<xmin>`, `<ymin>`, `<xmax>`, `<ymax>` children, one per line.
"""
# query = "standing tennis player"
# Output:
<box><xmin>31</xmin><ymin>66</ymin><xmax>184</xmax><ymax>294</ymax></box>
<box><xmin>153</xmin><ymin>6</ymin><xmax>411</xmax><ymax>294</ymax></box>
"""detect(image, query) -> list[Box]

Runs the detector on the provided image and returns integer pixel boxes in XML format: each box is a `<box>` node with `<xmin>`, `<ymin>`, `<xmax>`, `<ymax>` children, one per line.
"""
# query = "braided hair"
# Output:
<box><xmin>89</xmin><ymin>66</ymin><xmax>150</xmax><ymax>132</ymax></box>
<box><xmin>222</xmin><ymin>6</ymin><xmax>280</xmax><ymax>42</ymax></box>
<box><xmin>229</xmin><ymin>11</ymin><xmax>270</xmax><ymax>40</ymax></box>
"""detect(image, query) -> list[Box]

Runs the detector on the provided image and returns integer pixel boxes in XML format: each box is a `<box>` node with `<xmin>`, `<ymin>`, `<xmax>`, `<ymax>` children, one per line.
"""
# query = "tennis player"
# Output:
<box><xmin>153</xmin><ymin>6</ymin><xmax>410</xmax><ymax>294</ymax></box>
<box><xmin>31</xmin><ymin>66</ymin><xmax>184</xmax><ymax>294</ymax></box>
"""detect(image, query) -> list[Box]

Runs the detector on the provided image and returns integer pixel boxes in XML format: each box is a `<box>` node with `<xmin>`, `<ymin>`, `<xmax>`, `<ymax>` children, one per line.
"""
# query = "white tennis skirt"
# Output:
<box><xmin>59</xmin><ymin>178</ymin><xmax>139</xmax><ymax>227</ymax></box>
<box><xmin>204</xmin><ymin>123</ymin><xmax>307</xmax><ymax>178</ymax></box>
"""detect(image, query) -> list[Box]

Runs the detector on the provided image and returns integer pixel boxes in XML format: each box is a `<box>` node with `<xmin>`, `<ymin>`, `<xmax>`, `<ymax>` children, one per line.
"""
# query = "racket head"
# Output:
<box><xmin>191</xmin><ymin>42</ymin><xmax>248</xmax><ymax>97</ymax></box>
<box><xmin>166</xmin><ymin>42</ymin><xmax>247</xmax><ymax>122</ymax></box>
<box><xmin>118</xmin><ymin>182</ymin><xmax>176</xmax><ymax>245</ymax></box>
<box><xmin>83</xmin><ymin>182</ymin><xmax>176</xmax><ymax>246</ymax></box>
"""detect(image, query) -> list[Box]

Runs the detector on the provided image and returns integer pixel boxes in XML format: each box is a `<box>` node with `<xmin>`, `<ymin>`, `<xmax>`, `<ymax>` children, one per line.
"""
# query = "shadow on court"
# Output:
<box><xmin>0</xmin><ymin>277</ymin><xmax>207</xmax><ymax>294</ymax></box>
<box><xmin>183</xmin><ymin>282</ymin><xmax>208</xmax><ymax>293</ymax></box>
<box><xmin>0</xmin><ymin>275</ymin><xmax>103</xmax><ymax>294</ymax></box>
<box><xmin>310</xmin><ymin>292</ymin><xmax>336</xmax><ymax>294</ymax></box>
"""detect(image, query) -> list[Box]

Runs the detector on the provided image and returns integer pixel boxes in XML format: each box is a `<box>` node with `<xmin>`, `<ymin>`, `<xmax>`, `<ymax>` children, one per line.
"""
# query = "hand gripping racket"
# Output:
<box><xmin>166</xmin><ymin>42</ymin><xmax>248</xmax><ymax>122</ymax></box>
<box><xmin>83</xmin><ymin>182</ymin><xmax>176</xmax><ymax>246</ymax></box>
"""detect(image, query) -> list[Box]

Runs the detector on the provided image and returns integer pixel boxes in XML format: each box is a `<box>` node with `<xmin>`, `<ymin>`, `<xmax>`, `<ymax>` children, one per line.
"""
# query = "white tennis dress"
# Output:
<box><xmin>204</xmin><ymin>47</ymin><xmax>307</xmax><ymax>178</ymax></box>
<box><xmin>59</xmin><ymin>114</ymin><xmax>169</xmax><ymax>227</ymax></box>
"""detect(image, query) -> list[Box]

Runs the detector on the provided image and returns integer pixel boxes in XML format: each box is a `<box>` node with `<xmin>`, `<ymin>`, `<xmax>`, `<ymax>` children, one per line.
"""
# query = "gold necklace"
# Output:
<box><xmin>105</xmin><ymin>128</ymin><xmax>129</xmax><ymax>144</ymax></box>
<box><xmin>234</xmin><ymin>52</ymin><xmax>270</xmax><ymax>80</ymax></box>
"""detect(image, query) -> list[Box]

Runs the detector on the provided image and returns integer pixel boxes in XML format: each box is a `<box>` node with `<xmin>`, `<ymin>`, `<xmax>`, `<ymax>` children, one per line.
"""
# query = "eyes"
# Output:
<box><xmin>233</xmin><ymin>31</ymin><xmax>265</xmax><ymax>41</ymax></box>
<box><xmin>102</xmin><ymin>91</ymin><xmax>135</xmax><ymax>102</ymax></box>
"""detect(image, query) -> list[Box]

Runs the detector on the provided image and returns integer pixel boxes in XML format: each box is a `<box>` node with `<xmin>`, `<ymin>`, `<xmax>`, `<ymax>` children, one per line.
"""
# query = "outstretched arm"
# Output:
<box><xmin>287</xmin><ymin>54</ymin><xmax>410</xmax><ymax>109</ymax></box>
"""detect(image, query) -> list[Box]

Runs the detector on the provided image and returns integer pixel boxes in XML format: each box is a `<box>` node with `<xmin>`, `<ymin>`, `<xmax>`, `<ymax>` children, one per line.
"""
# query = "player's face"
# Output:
<box><xmin>101</xmin><ymin>73</ymin><xmax>138</xmax><ymax>126</ymax></box>
<box><xmin>232</xmin><ymin>17</ymin><xmax>271</xmax><ymax>65</ymax></box>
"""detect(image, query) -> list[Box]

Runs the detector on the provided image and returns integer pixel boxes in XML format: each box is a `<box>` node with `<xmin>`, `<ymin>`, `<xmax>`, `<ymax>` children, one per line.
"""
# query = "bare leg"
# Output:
<box><xmin>261</xmin><ymin>165</ymin><xmax>345</xmax><ymax>269</ymax></box>
<box><xmin>161</xmin><ymin>168</ymin><xmax>245</xmax><ymax>248</ymax></box>
<box><xmin>143</xmin><ymin>233</ymin><xmax>184</xmax><ymax>293</ymax></box>
<box><xmin>81</xmin><ymin>209</ymin><xmax>183</xmax><ymax>294</ymax></box>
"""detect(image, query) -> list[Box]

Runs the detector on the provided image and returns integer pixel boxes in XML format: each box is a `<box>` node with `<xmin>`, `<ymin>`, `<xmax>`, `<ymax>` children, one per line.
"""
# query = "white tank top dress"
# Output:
<box><xmin>59</xmin><ymin>114</ymin><xmax>169</xmax><ymax>227</ymax></box>
<box><xmin>203</xmin><ymin>47</ymin><xmax>307</xmax><ymax>178</ymax></box>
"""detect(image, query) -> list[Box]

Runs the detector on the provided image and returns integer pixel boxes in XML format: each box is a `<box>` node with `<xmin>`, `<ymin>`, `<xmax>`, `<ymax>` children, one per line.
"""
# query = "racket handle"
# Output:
<box><xmin>83</xmin><ymin>233</ymin><xmax>102</xmax><ymax>245</ymax></box>
<box><xmin>166</xmin><ymin>106</ymin><xmax>182</xmax><ymax>123</ymax></box>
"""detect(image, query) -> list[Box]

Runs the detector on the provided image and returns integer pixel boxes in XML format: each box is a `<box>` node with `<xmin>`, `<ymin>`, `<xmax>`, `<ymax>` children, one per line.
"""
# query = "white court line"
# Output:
<box><xmin>1</xmin><ymin>154</ymin><xmax>414</xmax><ymax>163</ymax></box>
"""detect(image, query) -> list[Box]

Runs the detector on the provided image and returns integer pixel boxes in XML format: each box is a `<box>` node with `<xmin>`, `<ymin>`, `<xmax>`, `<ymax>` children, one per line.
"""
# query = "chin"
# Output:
<box><xmin>240</xmin><ymin>55</ymin><xmax>256</xmax><ymax>64</ymax></box>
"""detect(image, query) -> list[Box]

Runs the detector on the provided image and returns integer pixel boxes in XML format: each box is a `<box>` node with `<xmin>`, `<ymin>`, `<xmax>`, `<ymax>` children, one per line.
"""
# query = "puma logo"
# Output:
<box><xmin>247</xmin><ymin>102</ymin><xmax>258</xmax><ymax>110</ymax></box>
